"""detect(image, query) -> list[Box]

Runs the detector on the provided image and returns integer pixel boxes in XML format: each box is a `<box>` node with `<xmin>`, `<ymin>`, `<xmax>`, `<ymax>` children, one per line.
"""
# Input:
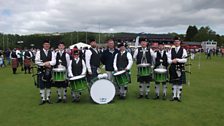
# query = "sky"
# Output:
<box><xmin>0</xmin><ymin>0</ymin><xmax>224</xmax><ymax>35</ymax></box>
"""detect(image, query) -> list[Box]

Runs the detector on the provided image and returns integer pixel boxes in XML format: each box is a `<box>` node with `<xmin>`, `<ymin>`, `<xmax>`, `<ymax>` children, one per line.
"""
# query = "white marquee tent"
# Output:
<box><xmin>69</xmin><ymin>42</ymin><xmax>91</xmax><ymax>49</ymax></box>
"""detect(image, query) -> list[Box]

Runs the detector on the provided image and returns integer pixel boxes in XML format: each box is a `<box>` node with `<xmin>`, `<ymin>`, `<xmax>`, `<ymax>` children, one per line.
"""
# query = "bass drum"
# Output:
<box><xmin>90</xmin><ymin>79</ymin><xmax>115</xmax><ymax>104</ymax></box>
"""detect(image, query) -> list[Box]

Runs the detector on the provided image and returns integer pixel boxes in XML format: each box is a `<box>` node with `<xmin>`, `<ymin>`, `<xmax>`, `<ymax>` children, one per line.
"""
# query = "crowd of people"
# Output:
<box><xmin>1</xmin><ymin>36</ymin><xmax>222</xmax><ymax>105</ymax></box>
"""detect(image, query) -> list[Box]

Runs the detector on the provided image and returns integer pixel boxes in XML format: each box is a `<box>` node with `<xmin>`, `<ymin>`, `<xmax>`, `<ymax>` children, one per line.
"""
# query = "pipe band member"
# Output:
<box><xmin>68</xmin><ymin>48</ymin><xmax>86</xmax><ymax>103</ymax></box>
<box><xmin>113</xmin><ymin>42</ymin><xmax>133</xmax><ymax>100</ymax></box>
<box><xmin>153</xmin><ymin>42</ymin><xmax>169</xmax><ymax>100</ymax></box>
<box><xmin>168</xmin><ymin>36</ymin><xmax>187</xmax><ymax>102</ymax></box>
<box><xmin>23</xmin><ymin>48</ymin><xmax>33</xmax><ymax>74</ymax></box>
<box><xmin>133</xmin><ymin>38</ymin><xmax>155</xmax><ymax>99</ymax></box>
<box><xmin>35</xmin><ymin>40</ymin><xmax>56</xmax><ymax>105</ymax></box>
<box><xmin>54</xmin><ymin>42</ymin><xmax>70</xmax><ymax>103</ymax></box>
<box><xmin>85</xmin><ymin>39</ymin><xmax>101</xmax><ymax>86</ymax></box>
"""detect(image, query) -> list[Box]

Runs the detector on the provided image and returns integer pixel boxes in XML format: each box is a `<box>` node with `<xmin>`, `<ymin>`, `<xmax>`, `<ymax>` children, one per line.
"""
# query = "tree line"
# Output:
<box><xmin>0</xmin><ymin>25</ymin><xmax>224</xmax><ymax>50</ymax></box>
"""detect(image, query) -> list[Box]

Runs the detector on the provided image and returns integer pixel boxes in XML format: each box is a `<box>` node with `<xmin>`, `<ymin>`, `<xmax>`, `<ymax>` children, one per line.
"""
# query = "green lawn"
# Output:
<box><xmin>0</xmin><ymin>54</ymin><xmax>224</xmax><ymax>126</ymax></box>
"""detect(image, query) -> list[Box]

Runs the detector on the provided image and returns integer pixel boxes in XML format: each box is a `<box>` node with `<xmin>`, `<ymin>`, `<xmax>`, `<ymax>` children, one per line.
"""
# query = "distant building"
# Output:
<box><xmin>114</xmin><ymin>33</ymin><xmax>174</xmax><ymax>44</ymax></box>
<box><xmin>181</xmin><ymin>42</ymin><xmax>202</xmax><ymax>49</ymax></box>
<box><xmin>201</xmin><ymin>40</ymin><xmax>217</xmax><ymax>50</ymax></box>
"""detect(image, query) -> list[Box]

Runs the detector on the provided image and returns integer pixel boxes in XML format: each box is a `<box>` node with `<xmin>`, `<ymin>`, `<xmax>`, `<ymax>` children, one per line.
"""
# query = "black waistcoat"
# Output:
<box><xmin>90</xmin><ymin>48</ymin><xmax>100</xmax><ymax>67</ymax></box>
<box><xmin>116</xmin><ymin>52</ymin><xmax>128</xmax><ymax>71</ymax></box>
<box><xmin>40</xmin><ymin>49</ymin><xmax>52</xmax><ymax>62</ymax></box>
<box><xmin>55</xmin><ymin>51</ymin><xmax>68</xmax><ymax>68</ymax></box>
<box><xmin>72</xmin><ymin>59</ymin><xmax>83</xmax><ymax>76</ymax></box>
<box><xmin>155</xmin><ymin>51</ymin><xmax>168</xmax><ymax>68</ymax></box>
<box><xmin>136</xmin><ymin>47</ymin><xmax>152</xmax><ymax>64</ymax></box>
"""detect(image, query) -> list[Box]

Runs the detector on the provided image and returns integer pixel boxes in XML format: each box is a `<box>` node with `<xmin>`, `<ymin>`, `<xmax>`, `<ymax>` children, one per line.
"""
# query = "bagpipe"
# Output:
<box><xmin>31</xmin><ymin>60</ymin><xmax>69</xmax><ymax>88</ymax></box>
<box><xmin>170</xmin><ymin>54</ymin><xmax>192</xmax><ymax>85</ymax></box>
<box><xmin>31</xmin><ymin>61</ymin><xmax>53</xmax><ymax>88</ymax></box>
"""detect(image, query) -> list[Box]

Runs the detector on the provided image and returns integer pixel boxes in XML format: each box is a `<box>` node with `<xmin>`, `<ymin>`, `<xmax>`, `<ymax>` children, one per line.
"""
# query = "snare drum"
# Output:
<box><xmin>90</xmin><ymin>79</ymin><xmax>115</xmax><ymax>104</ymax></box>
<box><xmin>113</xmin><ymin>70</ymin><xmax>129</xmax><ymax>86</ymax></box>
<box><xmin>154</xmin><ymin>68</ymin><xmax>167</xmax><ymax>83</ymax></box>
<box><xmin>69</xmin><ymin>75</ymin><xmax>88</xmax><ymax>92</ymax></box>
<box><xmin>52</xmin><ymin>68</ymin><xmax>66</xmax><ymax>82</ymax></box>
<box><xmin>137</xmin><ymin>63</ymin><xmax>152</xmax><ymax>76</ymax></box>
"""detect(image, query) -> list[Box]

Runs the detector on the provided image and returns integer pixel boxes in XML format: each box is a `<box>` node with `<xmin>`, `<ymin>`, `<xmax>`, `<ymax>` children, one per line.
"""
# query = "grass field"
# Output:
<box><xmin>0</xmin><ymin>54</ymin><xmax>224</xmax><ymax>126</ymax></box>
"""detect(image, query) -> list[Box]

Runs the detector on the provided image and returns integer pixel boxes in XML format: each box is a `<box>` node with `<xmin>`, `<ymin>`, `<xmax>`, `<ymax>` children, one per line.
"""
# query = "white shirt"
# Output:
<box><xmin>85</xmin><ymin>48</ymin><xmax>98</xmax><ymax>73</ymax></box>
<box><xmin>133</xmin><ymin>47</ymin><xmax>156</xmax><ymax>64</ymax></box>
<box><xmin>55</xmin><ymin>50</ymin><xmax>70</xmax><ymax>68</ymax></box>
<box><xmin>16</xmin><ymin>50</ymin><xmax>21</xmax><ymax>58</ymax></box>
<box><xmin>68</xmin><ymin>58</ymin><xmax>86</xmax><ymax>77</ymax></box>
<box><xmin>113</xmin><ymin>51</ymin><xmax>133</xmax><ymax>71</ymax></box>
<box><xmin>35</xmin><ymin>48</ymin><xmax>56</xmax><ymax>66</ymax></box>
<box><xmin>167</xmin><ymin>46</ymin><xmax>188</xmax><ymax>64</ymax></box>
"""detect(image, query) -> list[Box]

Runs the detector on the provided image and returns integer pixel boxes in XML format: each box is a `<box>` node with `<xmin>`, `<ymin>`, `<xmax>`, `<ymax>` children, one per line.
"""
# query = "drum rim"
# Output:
<box><xmin>114</xmin><ymin>70</ymin><xmax>126</xmax><ymax>76</ymax></box>
<box><xmin>69</xmin><ymin>75</ymin><xmax>85</xmax><ymax>80</ymax></box>
<box><xmin>53</xmin><ymin>68</ymin><xmax>66</xmax><ymax>72</ymax></box>
<box><xmin>137</xmin><ymin>63</ymin><xmax>150</xmax><ymax>67</ymax></box>
<box><xmin>154</xmin><ymin>68</ymin><xmax>167</xmax><ymax>73</ymax></box>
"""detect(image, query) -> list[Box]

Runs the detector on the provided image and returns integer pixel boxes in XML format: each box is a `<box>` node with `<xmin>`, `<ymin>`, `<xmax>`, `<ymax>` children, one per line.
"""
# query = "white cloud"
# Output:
<box><xmin>0</xmin><ymin>0</ymin><xmax>223</xmax><ymax>35</ymax></box>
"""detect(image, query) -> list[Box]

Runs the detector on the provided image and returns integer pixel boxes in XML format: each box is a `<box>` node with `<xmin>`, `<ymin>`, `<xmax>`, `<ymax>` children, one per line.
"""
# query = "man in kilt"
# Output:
<box><xmin>168</xmin><ymin>37</ymin><xmax>188</xmax><ymax>102</ymax></box>
<box><xmin>133</xmin><ymin>38</ymin><xmax>155</xmax><ymax>99</ymax></box>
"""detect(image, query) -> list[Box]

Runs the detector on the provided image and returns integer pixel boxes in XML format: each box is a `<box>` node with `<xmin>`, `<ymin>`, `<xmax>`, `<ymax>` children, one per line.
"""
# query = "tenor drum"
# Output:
<box><xmin>137</xmin><ymin>63</ymin><xmax>152</xmax><ymax>76</ymax></box>
<box><xmin>154</xmin><ymin>68</ymin><xmax>167</xmax><ymax>83</ymax></box>
<box><xmin>52</xmin><ymin>67</ymin><xmax>66</xmax><ymax>82</ymax></box>
<box><xmin>113</xmin><ymin>70</ymin><xmax>129</xmax><ymax>86</ymax></box>
<box><xmin>69</xmin><ymin>75</ymin><xmax>88</xmax><ymax>92</ymax></box>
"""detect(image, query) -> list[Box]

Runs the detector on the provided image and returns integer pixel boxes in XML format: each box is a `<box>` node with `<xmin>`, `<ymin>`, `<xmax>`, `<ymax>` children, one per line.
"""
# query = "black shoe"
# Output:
<box><xmin>170</xmin><ymin>98</ymin><xmax>175</xmax><ymax>101</ymax></box>
<box><xmin>153</xmin><ymin>96</ymin><xmax>159</xmax><ymax>100</ymax></box>
<box><xmin>120</xmin><ymin>95</ymin><xmax>126</xmax><ymax>100</ymax></box>
<box><xmin>138</xmin><ymin>95</ymin><xmax>143</xmax><ymax>99</ymax></box>
<box><xmin>177</xmin><ymin>98</ymin><xmax>181</xmax><ymax>102</ymax></box>
<box><xmin>39</xmin><ymin>100</ymin><xmax>46</xmax><ymax>105</ymax></box>
<box><xmin>76</xmin><ymin>98</ymin><xmax>80</xmax><ymax>102</ymax></box>
<box><xmin>72</xmin><ymin>98</ymin><xmax>80</xmax><ymax>103</ymax></box>
<box><xmin>63</xmin><ymin>99</ymin><xmax>67</xmax><ymax>103</ymax></box>
<box><xmin>145</xmin><ymin>95</ymin><xmax>149</xmax><ymax>99</ymax></box>
<box><xmin>109</xmin><ymin>99</ymin><xmax>115</xmax><ymax>104</ymax></box>
<box><xmin>162</xmin><ymin>95</ymin><xmax>166</xmax><ymax>100</ymax></box>
<box><xmin>46</xmin><ymin>100</ymin><xmax>52</xmax><ymax>104</ymax></box>
<box><xmin>56</xmin><ymin>99</ymin><xmax>62</xmax><ymax>103</ymax></box>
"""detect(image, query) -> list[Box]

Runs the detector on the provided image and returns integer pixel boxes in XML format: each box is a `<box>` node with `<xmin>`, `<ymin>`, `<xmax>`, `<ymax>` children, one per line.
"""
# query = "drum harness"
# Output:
<box><xmin>140</xmin><ymin>48</ymin><xmax>153</xmax><ymax>75</ymax></box>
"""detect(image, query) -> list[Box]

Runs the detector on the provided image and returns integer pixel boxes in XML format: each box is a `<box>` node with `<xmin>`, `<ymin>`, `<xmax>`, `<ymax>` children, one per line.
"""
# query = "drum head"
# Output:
<box><xmin>114</xmin><ymin>70</ymin><xmax>126</xmax><ymax>76</ymax></box>
<box><xmin>90</xmin><ymin>79</ymin><xmax>115</xmax><ymax>104</ymax></box>
<box><xmin>70</xmin><ymin>75</ymin><xmax>85</xmax><ymax>80</ymax></box>
<box><xmin>137</xmin><ymin>63</ymin><xmax>150</xmax><ymax>67</ymax></box>
<box><xmin>154</xmin><ymin>68</ymin><xmax>167</xmax><ymax>73</ymax></box>
<box><xmin>53</xmin><ymin>68</ymin><xmax>66</xmax><ymax>72</ymax></box>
